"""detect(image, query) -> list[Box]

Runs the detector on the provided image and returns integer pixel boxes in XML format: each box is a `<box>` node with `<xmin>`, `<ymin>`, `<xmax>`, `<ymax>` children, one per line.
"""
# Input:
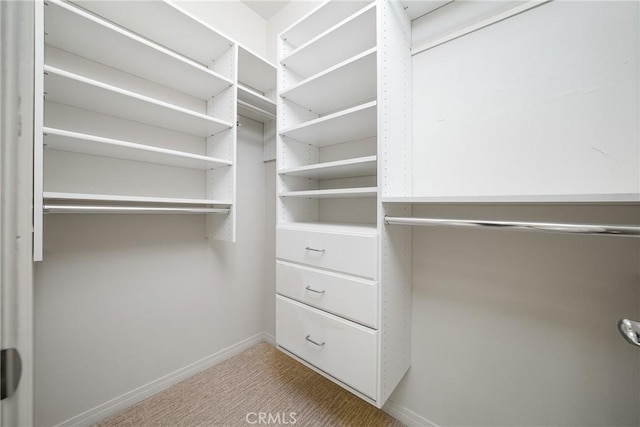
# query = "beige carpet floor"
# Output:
<box><xmin>96</xmin><ymin>342</ymin><xmax>403</xmax><ymax>427</ymax></box>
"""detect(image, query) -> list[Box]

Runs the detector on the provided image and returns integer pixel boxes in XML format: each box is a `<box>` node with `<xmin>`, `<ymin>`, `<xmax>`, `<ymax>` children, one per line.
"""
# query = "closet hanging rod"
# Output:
<box><xmin>237</xmin><ymin>100</ymin><xmax>276</xmax><ymax>120</ymax></box>
<box><xmin>383</xmin><ymin>217</ymin><xmax>640</xmax><ymax>238</ymax></box>
<box><xmin>44</xmin><ymin>205</ymin><xmax>231</xmax><ymax>215</ymax></box>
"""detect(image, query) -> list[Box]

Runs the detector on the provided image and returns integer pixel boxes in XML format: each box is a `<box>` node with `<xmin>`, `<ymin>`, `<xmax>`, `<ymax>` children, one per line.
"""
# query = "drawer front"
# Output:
<box><xmin>276</xmin><ymin>228</ymin><xmax>377</xmax><ymax>279</ymax></box>
<box><xmin>277</xmin><ymin>261</ymin><xmax>378</xmax><ymax>328</ymax></box>
<box><xmin>276</xmin><ymin>295</ymin><xmax>378</xmax><ymax>399</ymax></box>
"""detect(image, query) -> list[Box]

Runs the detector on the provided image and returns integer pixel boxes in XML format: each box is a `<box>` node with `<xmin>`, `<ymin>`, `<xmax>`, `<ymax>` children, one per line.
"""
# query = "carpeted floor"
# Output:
<box><xmin>96</xmin><ymin>342</ymin><xmax>403</xmax><ymax>426</ymax></box>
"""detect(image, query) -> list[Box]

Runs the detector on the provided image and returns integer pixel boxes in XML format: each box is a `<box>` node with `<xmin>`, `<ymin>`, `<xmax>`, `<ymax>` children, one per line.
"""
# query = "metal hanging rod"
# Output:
<box><xmin>384</xmin><ymin>216</ymin><xmax>640</xmax><ymax>238</ymax></box>
<box><xmin>44</xmin><ymin>205</ymin><xmax>231</xmax><ymax>215</ymax></box>
<box><xmin>237</xmin><ymin>100</ymin><xmax>276</xmax><ymax>120</ymax></box>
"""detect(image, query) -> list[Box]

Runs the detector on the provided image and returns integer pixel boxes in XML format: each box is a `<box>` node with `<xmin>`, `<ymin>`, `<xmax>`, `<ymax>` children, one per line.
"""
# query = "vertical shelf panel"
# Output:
<box><xmin>34</xmin><ymin>0</ymin><xmax>45</xmax><ymax>261</ymax></box>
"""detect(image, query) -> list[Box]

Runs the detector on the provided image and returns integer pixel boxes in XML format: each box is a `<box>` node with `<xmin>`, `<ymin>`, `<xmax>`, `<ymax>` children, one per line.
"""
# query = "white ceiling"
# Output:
<box><xmin>242</xmin><ymin>1</ymin><xmax>290</xmax><ymax>20</ymax></box>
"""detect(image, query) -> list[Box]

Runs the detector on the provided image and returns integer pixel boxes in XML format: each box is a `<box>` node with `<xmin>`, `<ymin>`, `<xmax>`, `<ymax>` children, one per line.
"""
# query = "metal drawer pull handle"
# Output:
<box><xmin>305</xmin><ymin>285</ymin><xmax>325</xmax><ymax>294</ymax></box>
<box><xmin>305</xmin><ymin>335</ymin><xmax>325</xmax><ymax>347</ymax></box>
<box><xmin>305</xmin><ymin>246</ymin><xmax>325</xmax><ymax>253</ymax></box>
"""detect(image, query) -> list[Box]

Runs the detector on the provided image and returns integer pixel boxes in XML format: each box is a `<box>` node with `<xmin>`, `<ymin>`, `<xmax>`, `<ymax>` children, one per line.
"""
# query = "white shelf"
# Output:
<box><xmin>238</xmin><ymin>85</ymin><xmax>276</xmax><ymax>115</ymax></box>
<box><xmin>280</xmin><ymin>0</ymin><xmax>374</xmax><ymax>49</ymax></box>
<box><xmin>44</xmin><ymin>205</ymin><xmax>230</xmax><ymax>214</ymax></box>
<box><xmin>45</xmin><ymin>0</ymin><xmax>232</xmax><ymax>100</ymax></box>
<box><xmin>280</xmin><ymin>101</ymin><xmax>377</xmax><ymax>147</ymax></box>
<box><xmin>71</xmin><ymin>0</ymin><xmax>234</xmax><ymax>68</ymax></box>
<box><xmin>281</xmin><ymin>4</ymin><xmax>377</xmax><ymax>78</ymax></box>
<box><xmin>279</xmin><ymin>156</ymin><xmax>377</xmax><ymax>180</ymax></box>
<box><xmin>279</xmin><ymin>187</ymin><xmax>377</xmax><ymax>199</ymax></box>
<box><xmin>43</xmin><ymin>127</ymin><xmax>231</xmax><ymax>170</ymax></box>
<box><xmin>44</xmin><ymin>65</ymin><xmax>232</xmax><ymax>137</ymax></box>
<box><xmin>281</xmin><ymin>48</ymin><xmax>377</xmax><ymax>115</ymax></box>
<box><xmin>43</xmin><ymin>192</ymin><xmax>232</xmax><ymax>206</ymax></box>
<box><xmin>381</xmin><ymin>194</ymin><xmax>640</xmax><ymax>204</ymax></box>
<box><xmin>400</xmin><ymin>0</ymin><xmax>452</xmax><ymax>21</ymax></box>
<box><xmin>238</xmin><ymin>46</ymin><xmax>276</xmax><ymax>95</ymax></box>
<box><xmin>277</xmin><ymin>221</ymin><xmax>378</xmax><ymax>236</ymax></box>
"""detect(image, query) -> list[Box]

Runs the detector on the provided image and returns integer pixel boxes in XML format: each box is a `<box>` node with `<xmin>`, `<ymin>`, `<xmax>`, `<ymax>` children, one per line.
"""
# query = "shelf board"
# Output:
<box><xmin>281</xmin><ymin>3</ymin><xmax>377</xmax><ymax>78</ymax></box>
<box><xmin>238</xmin><ymin>46</ymin><xmax>276</xmax><ymax>95</ymax></box>
<box><xmin>44</xmin><ymin>65</ymin><xmax>232</xmax><ymax>137</ymax></box>
<box><xmin>43</xmin><ymin>191</ymin><xmax>232</xmax><ymax>206</ymax></box>
<box><xmin>281</xmin><ymin>48</ymin><xmax>377</xmax><ymax>115</ymax></box>
<box><xmin>44</xmin><ymin>205</ymin><xmax>230</xmax><ymax>214</ymax></box>
<box><xmin>280</xmin><ymin>101</ymin><xmax>377</xmax><ymax>147</ymax></box>
<box><xmin>279</xmin><ymin>187</ymin><xmax>377</xmax><ymax>199</ymax></box>
<box><xmin>381</xmin><ymin>194</ymin><xmax>640</xmax><ymax>204</ymax></box>
<box><xmin>277</xmin><ymin>221</ymin><xmax>378</xmax><ymax>235</ymax></box>
<box><xmin>43</xmin><ymin>127</ymin><xmax>231</xmax><ymax>170</ymax></box>
<box><xmin>279</xmin><ymin>156</ymin><xmax>377</xmax><ymax>180</ymax></box>
<box><xmin>71</xmin><ymin>0</ymin><xmax>233</xmax><ymax>68</ymax></box>
<box><xmin>400</xmin><ymin>0</ymin><xmax>452</xmax><ymax>21</ymax></box>
<box><xmin>46</xmin><ymin>0</ymin><xmax>232</xmax><ymax>100</ymax></box>
<box><xmin>238</xmin><ymin>84</ymin><xmax>276</xmax><ymax>115</ymax></box>
<box><xmin>281</xmin><ymin>1</ymin><xmax>374</xmax><ymax>49</ymax></box>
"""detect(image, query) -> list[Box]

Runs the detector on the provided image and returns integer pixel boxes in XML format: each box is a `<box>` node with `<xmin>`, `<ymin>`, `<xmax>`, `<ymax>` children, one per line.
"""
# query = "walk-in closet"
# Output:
<box><xmin>0</xmin><ymin>0</ymin><xmax>638</xmax><ymax>426</ymax></box>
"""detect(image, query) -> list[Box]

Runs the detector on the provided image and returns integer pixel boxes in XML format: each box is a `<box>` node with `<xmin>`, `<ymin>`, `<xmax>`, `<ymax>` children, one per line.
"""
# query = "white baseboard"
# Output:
<box><xmin>262</xmin><ymin>331</ymin><xmax>276</xmax><ymax>347</ymax></box>
<box><xmin>382</xmin><ymin>399</ymin><xmax>439</xmax><ymax>427</ymax></box>
<box><xmin>57</xmin><ymin>332</ymin><xmax>273</xmax><ymax>427</ymax></box>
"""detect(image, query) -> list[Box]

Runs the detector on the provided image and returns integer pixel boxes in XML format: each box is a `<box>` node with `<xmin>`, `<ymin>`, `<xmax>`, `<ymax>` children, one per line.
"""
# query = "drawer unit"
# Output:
<box><xmin>276</xmin><ymin>295</ymin><xmax>378</xmax><ymax>399</ymax></box>
<box><xmin>276</xmin><ymin>226</ymin><xmax>378</xmax><ymax>279</ymax></box>
<box><xmin>276</xmin><ymin>260</ymin><xmax>378</xmax><ymax>328</ymax></box>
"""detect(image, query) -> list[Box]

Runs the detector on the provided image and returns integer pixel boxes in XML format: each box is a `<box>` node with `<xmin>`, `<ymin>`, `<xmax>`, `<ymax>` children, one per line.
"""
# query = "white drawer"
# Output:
<box><xmin>276</xmin><ymin>226</ymin><xmax>378</xmax><ymax>279</ymax></box>
<box><xmin>276</xmin><ymin>295</ymin><xmax>378</xmax><ymax>399</ymax></box>
<box><xmin>277</xmin><ymin>261</ymin><xmax>378</xmax><ymax>328</ymax></box>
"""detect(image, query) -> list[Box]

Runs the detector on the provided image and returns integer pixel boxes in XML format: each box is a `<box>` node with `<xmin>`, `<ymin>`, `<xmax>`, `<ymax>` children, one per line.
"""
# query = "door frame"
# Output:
<box><xmin>0</xmin><ymin>1</ymin><xmax>35</xmax><ymax>425</ymax></box>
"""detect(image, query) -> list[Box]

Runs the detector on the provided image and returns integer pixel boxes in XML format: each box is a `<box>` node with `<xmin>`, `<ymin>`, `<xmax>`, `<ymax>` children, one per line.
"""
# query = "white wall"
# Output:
<box><xmin>34</xmin><ymin>115</ymin><xmax>267</xmax><ymax>426</ymax></box>
<box><xmin>411</xmin><ymin>1</ymin><xmax>639</xmax><ymax>199</ymax></box>
<box><xmin>387</xmin><ymin>204</ymin><xmax>640</xmax><ymax>426</ymax></box>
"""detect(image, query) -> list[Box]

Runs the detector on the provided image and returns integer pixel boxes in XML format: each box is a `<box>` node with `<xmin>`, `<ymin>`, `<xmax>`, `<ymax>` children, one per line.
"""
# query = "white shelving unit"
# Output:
<box><xmin>275</xmin><ymin>0</ymin><xmax>412</xmax><ymax>408</ymax></box>
<box><xmin>34</xmin><ymin>0</ymin><xmax>240</xmax><ymax>260</ymax></box>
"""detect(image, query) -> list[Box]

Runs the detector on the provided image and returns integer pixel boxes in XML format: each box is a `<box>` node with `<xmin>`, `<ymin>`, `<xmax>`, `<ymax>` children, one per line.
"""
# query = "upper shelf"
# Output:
<box><xmin>279</xmin><ymin>101</ymin><xmax>377</xmax><ymax>147</ymax></box>
<box><xmin>43</xmin><ymin>191</ymin><xmax>233</xmax><ymax>205</ymax></box>
<box><xmin>279</xmin><ymin>156</ymin><xmax>377</xmax><ymax>180</ymax></box>
<box><xmin>70</xmin><ymin>0</ymin><xmax>233</xmax><ymax>69</ymax></box>
<box><xmin>279</xmin><ymin>187</ymin><xmax>378</xmax><ymax>199</ymax></box>
<box><xmin>280</xmin><ymin>48</ymin><xmax>377</xmax><ymax>115</ymax></box>
<box><xmin>280</xmin><ymin>3</ymin><xmax>377</xmax><ymax>78</ymax></box>
<box><xmin>280</xmin><ymin>0</ymin><xmax>374</xmax><ymax>50</ymax></box>
<box><xmin>381</xmin><ymin>194</ymin><xmax>640</xmax><ymax>204</ymax></box>
<box><xmin>44</xmin><ymin>65</ymin><xmax>232</xmax><ymax>137</ymax></box>
<box><xmin>400</xmin><ymin>0</ymin><xmax>452</xmax><ymax>21</ymax></box>
<box><xmin>238</xmin><ymin>46</ymin><xmax>276</xmax><ymax>96</ymax></box>
<box><xmin>43</xmin><ymin>127</ymin><xmax>232</xmax><ymax>170</ymax></box>
<box><xmin>45</xmin><ymin>0</ymin><xmax>232</xmax><ymax>100</ymax></box>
